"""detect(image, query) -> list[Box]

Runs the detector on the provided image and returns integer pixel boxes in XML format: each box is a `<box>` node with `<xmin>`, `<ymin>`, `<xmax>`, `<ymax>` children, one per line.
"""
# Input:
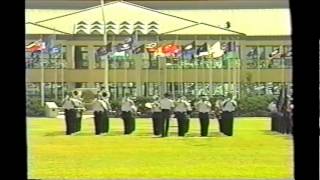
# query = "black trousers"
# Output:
<box><xmin>65</xmin><ymin>109</ymin><xmax>77</xmax><ymax>135</ymax></box>
<box><xmin>185</xmin><ymin>114</ymin><xmax>190</xmax><ymax>134</ymax></box>
<box><xmin>274</xmin><ymin>112</ymin><xmax>282</xmax><ymax>133</ymax></box>
<box><xmin>283</xmin><ymin>112</ymin><xmax>291</xmax><ymax>134</ymax></box>
<box><xmin>101</xmin><ymin>111</ymin><xmax>109</xmax><ymax>133</ymax></box>
<box><xmin>175</xmin><ymin>112</ymin><xmax>187</xmax><ymax>136</ymax></box>
<box><xmin>122</xmin><ymin>111</ymin><xmax>133</xmax><ymax>134</ymax></box>
<box><xmin>152</xmin><ymin>112</ymin><xmax>161</xmax><ymax>135</ymax></box>
<box><xmin>221</xmin><ymin>111</ymin><xmax>234</xmax><ymax>136</ymax></box>
<box><xmin>160</xmin><ymin>109</ymin><xmax>171</xmax><ymax>137</ymax></box>
<box><xmin>130</xmin><ymin>114</ymin><xmax>136</xmax><ymax>133</ymax></box>
<box><xmin>278</xmin><ymin>113</ymin><xmax>286</xmax><ymax>134</ymax></box>
<box><xmin>76</xmin><ymin>110</ymin><xmax>83</xmax><ymax>132</ymax></box>
<box><xmin>270</xmin><ymin>112</ymin><xmax>277</xmax><ymax>131</ymax></box>
<box><xmin>199</xmin><ymin>112</ymin><xmax>210</xmax><ymax>136</ymax></box>
<box><xmin>93</xmin><ymin>111</ymin><xmax>104</xmax><ymax>135</ymax></box>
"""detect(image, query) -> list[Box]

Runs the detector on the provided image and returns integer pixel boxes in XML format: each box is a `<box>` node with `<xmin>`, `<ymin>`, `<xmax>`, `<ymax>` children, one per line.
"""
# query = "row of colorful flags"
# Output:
<box><xmin>95</xmin><ymin>38</ymin><xmax>238</xmax><ymax>61</ymax></box>
<box><xmin>25</xmin><ymin>34</ymin><xmax>291</xmax><ymax>61</ymax></box>
<box><xmin>25</xmin><ymin>35</ymin><xmax>62</xmax><ymax>56</ymax></box>
<box><xmin>246</xmin><ymin>47</ymin><xmax>292</xmax><ymax>60</ymax></box>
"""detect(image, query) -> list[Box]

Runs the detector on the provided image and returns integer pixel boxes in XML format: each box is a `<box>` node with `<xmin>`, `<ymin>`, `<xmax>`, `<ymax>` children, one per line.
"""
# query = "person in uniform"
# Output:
<box><xmin>62</xmin><ymin>94</ymin><xmax>76</xmax><ymax>135</ymax></box>
<box><xmin>221</xmin><ymin>93</ymin><xmax>237</xmax><ymax>136</ymax></box>
<box><xmin>92</xmin><ymin>94</ymin><xmax>108</xmax><ymax>135</ymax></box>
<box><xmin>100</xmin><ymin>91</ymin><xmax>111</xmax><ymax>134</ymax></box>
<box><xmin>72</xmin><ymin>90</ymin><xmax>84</xmax><ymax>133</ymax></box>
<box><xmin>121</xmin><ymin>94</ymin><xmax>135</xmax><ymax>134</ymax></box>
<box><xmin>268</xmin><ymin>98</ymin><xmax>278</xmax><ymax>132</ymax></box>
<box><xmin>195</xmin><ymin>95</ymin><xmax>212</xmax><ymax>136</ymax></box>
<box><xmin>130</xmin><ymin>96</ymin><xmax>137</xmax><ymax>133</ymax></box>
<box><xmin>214</xmin><ymin>95</ymin><xmax>224</xmax><ymax>133</ymax></box>
<box><xmin>159</xmin><ymin>93</ymin><xmax>175</xmax><ymax>137</ymax></box>
<box><xmin>183</xmin><ymin>96</ymin><xmax>192</xmax><ymax>134</ymax></box>
<box><xmin>283</xmin><ymin>96</ymin><xmax>293</xmax><ymax>134</ymax></box>
<box><xmin>174</xmin><ymin>95</ymin><xmax>189</xmax><ymax>136</ymax></box>
<box><xmin>151</xmin><ymin>95</ymin><xmax>162</xmax><ymax>136</ymax></box>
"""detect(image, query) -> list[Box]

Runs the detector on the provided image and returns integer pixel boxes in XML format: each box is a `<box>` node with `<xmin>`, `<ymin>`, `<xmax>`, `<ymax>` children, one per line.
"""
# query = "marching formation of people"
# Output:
<box><xmin>61</xmin><ymin>87</ymin><xmax>292</xmax><ymax>137</ymax></box>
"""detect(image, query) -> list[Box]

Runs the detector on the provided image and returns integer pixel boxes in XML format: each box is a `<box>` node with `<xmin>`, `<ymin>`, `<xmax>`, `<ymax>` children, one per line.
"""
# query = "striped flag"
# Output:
<box><xmin>268</xmin><ymin>48</ymin><xmax>281</xmax><ymax>59</ymax></box>
<box><xmin>26</xmin><ymin>39</ymin><xmax>46</xmax><ymax>53</ymax></box>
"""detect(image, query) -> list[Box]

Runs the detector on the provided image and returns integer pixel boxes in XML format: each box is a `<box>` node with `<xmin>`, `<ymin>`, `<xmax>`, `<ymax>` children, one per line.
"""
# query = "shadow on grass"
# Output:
<box><xmin>261</xmin><ymin>130</ymin><xmax>293</xmax><ymax>139</ymax></box>
<box><xmin>44</xmin><ymin>131</ymin><xmax>65</xmax><ymax>136</ymax></box>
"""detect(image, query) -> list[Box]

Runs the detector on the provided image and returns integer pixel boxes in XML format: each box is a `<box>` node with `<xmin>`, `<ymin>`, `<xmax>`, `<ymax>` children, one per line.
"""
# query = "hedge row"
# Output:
<box><xmin>27</xmin><ymin>94</ymin><xmax>275</xmax><ymax>117</ymax></box>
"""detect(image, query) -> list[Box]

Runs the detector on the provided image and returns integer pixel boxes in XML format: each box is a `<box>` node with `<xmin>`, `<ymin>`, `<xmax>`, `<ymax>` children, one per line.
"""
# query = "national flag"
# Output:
<box><xmin>247</xmin><ymin>47</ymin><xmax>258</xmax><ymax>59</ymax></box>
<box><xmin>96</xmin><ymin>42</ymin><xmax>112</xmax><ymax>57</ymax></box>
<box><xmin>26</xmin><ymin>39</ymin><xmax>46</xmax><ymax>53</ymax></box>
<box><xmin>208</xmin><ymin>41</ymin><xmax>224</xmax><ymax>58</ymax></box>
<box><xmin>162</xmin><ymin>43</ymin><xmax>182</xmax><ymax>57</ymax></box>
<box><xmin>116</xmin><ymin>42</ymin><xmax>132</xmax><ymax>52</ymax></box>
<box><xmin>146</xmin><ymin>42</ymin><xmax>158</xmax><ymax>53</ymax></box>
<box><xmin>197</xmin><ymin>43</ymin><xmax>208</xmax><ymax>57</ymax></box>
<box><xmin>281</xmin><ymin>48</ymin><xmax>292</xmax><ymax>58</ymax></box>
<box><xmin>111</xmin><ymin>51</ymin><xmax>129</xmax><ymax>61</ymax></box>
<box><xmin>153</xmin><ymin>46</ymin><xmax>165</xmax><ymax>57</ymax></box>
<box><xmin>182</xmin><ymin>41</ymin><xmax>196</xmax><ymax>51</ymax></box>
<box><xmin>225</xmin><ymin>41</ymin><xmax>236</xmax><ymax>52</ymax></box>
<box><xmin>50</xmin><ymin>46</ymin><xmax>61</xmax><ymax>54</ymax></box>
<box><xmin>43</xmin><ymin>35</ymin><xmax>56</xmax><ymax>54</ymax></box>
<box><xmin>268</xmin><ymin>48</ymin><xmax>281</xmax><ymax>59</ymax></box>
<box><xmin>133</xmin><ymin>44</ymin><xmax>145</xmax><ymax>54</ymax></box>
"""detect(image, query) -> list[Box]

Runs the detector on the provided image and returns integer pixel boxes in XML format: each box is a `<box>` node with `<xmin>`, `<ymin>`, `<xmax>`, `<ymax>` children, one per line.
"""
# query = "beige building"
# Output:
<box><xmin>25</xmin><ymin>0</ymin><xmax>291</xmax><ymax>99</ymax></box>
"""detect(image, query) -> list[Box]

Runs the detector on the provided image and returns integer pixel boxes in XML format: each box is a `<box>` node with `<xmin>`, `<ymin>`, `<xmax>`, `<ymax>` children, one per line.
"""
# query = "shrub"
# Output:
<box><xmin>26</xmin><ymin>97</ymin><xmax>45</xmax><ymax>117</ymax></box>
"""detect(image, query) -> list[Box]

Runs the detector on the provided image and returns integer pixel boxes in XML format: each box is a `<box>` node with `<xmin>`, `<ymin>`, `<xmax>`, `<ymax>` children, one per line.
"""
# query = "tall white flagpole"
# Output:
<box><xmin>40</xmin><ymin>35</ymin><xmax>45</xmax><ymax>106</ymax></box>
<box><xmin>100</xmin><ymin>0</ymin><xmax>108</xmax><ymax>90</ymax></box>
<box><xmin>220</xmin><ymin>36</ymin><xmax>224</xmax><ymax>95</ymax></box>
<box><xmin>257</xmin><ymin>46</ymin><xmax>261</xmax><ymax>95</ymax></box>
<box><xmin>194</xmin><ymin>35</ymin><xmax>198</xmax><ymax>98</ymax></box>
<box><xmin>61</xmin><ymin>50</ymin><xmax>64</xmax><ymax>100</ymax></box>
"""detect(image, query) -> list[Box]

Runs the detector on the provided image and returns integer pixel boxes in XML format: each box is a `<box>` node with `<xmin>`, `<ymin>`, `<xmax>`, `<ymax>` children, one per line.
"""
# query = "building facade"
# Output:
<box><xmin>25</xmin><ymin>0</ymin><xmax>292</xmax><ymax>100</ymax></box>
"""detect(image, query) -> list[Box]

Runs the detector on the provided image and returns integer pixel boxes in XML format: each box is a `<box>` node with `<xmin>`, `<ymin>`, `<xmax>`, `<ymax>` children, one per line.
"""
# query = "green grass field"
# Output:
<box><xmin>27</xmin><ymin>117</ymin><xmax>293</xmax><ymax>179</ymax></box>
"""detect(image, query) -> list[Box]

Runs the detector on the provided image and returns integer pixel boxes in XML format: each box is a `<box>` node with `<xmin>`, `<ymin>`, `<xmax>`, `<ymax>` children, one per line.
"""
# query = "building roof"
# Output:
<box><xmin>25</xmin><ymin>1</ymin><xmax>290</xmax><ymax>36</ymax></box>
<box><xmin>25</xmin><ymin>22</ymin><xmax>70</xmax><ymax>34</ymax></box>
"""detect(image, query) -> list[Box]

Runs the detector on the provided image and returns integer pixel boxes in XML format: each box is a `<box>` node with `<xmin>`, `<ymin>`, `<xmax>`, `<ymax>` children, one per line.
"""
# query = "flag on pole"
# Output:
<box><xmin>268</xmin><ymin>48</ymin><xmax>281</xmax><ymax>59</ymax></box>
<box><xmin>133</xmin><ymin>44</ymin><xmax>145</xmax><ymax>54</ymax></box>
<box><xmin>26</xmin><ymin>39</ymin><xmax>46</xmax><ymax>53</ymax></box>
<box><xmin>43</xmin><ymin>35</ymin><xmax>56</xmax><ymax>54</ymax></box>
<box><xmin>182</xmin><ymin>41</ymin><xmax>196</xmax><ymax>51</ymax></box>
<box><xmin>116</xmin><ymin>42</ymin><xmax>132</xmax><ymax>52</ymax></box>
<box><xmin>182</xmin><ymin>41</ymin><xmax>196</xmax><ymax>60</ymax></box>
<box><xmin>247</xmin><ymin>47</ymin><xmax>258</xmax><ymax>59</ymax></box>
<box><xmin>196</xmin><ymin>43</ymin><xmax>208</xmax><ymax>57</ymax></box>
<box><xmin>96</xmin><ymin>42</ymin><xmax>112</xmax><ymax>57</ymax></box>
<box><xmin>162</xmin><ymin>43</ymin><xmax>182</xmax><ymax>57</ymax></box>
<box><xmin>208</xmin><ymin>41</ymin><xmax>224</xmax><ymax>58</ymax></box>
<box><xmin>146</xmin><ymin>42</ymin><xmax>158</xmax><ymax>53</ymax></box>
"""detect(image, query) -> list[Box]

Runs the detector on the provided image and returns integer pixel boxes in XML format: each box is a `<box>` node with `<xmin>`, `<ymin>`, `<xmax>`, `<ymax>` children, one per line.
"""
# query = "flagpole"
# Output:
<box><xmin>61</xmin><ymin>51</ymin><xmax>64</xmax><ymax>100</ymax></box>
<box><xmin>237</xmin><ymin>37</ymin><xmax>241</xmax><ymax>99</ymax></box>
<box><xmin>227</xmin><ymin>40</ymin><xmax>231</xmax><ymax>95</ymax></box>
<box><xmin>194</xmin><ymin>35</ymin><xmax>198</xmax><ymax>98</ymax></box>
<box><xmin>208</xmin><ymin>38</ymin><xmax>213</xmax><ymax>97</ymax></box>
<box><xmin>257</xmin><ymin>46</ymin><xmax>261</xmax><ymax>95</ymax></box>
<box><xmin>232</xmin><ymin>39</ymin><xmax>237</xmax><ymax>97</ymax></box>
<box><xmin>177</xmin><ymin>35</ymin><xmax>183</xmax><ymax>96</ymax></box>
<box><xmin>40</xmin><ymin>35</ymin><xmax>44</xmax><ymax>106</ymax></box>
<box><xmin>100</xmin><ymin>0</ymin><xmax>109</xmax><ymax>91</ymax></box>
<box><xmin>220</xmin><ymin>36</ymin><xmax>224</xmax><ymax>96</ymax></box>
<box><xmin>54</xmin><ymin>53</ymin><xmax>58</xmax><ymax>101</ymax></box>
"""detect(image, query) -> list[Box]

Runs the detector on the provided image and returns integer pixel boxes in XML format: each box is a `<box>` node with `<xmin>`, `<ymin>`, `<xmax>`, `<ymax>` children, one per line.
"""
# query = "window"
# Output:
<box><xmin>75</xmin><ymin>46</ymin><xmax>89</xmax><ymax>69</ymax></box>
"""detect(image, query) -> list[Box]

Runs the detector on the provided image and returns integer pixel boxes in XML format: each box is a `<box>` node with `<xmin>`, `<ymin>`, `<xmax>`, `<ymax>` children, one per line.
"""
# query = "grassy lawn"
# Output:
<box><xmin>27</xmin><ymin>117</ymin><xmax>293</xmax><ymax>179</ymax></box>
